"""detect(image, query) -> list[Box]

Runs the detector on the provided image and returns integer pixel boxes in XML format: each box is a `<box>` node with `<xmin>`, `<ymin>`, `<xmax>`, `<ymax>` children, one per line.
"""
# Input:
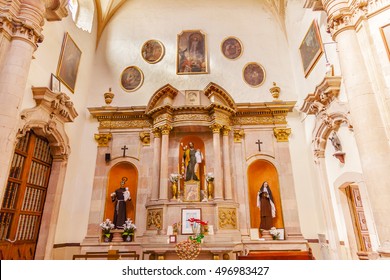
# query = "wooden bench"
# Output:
<box><xmin>237</xmin><ymin>250</ymin><xmax>315</xmax><ymax>260</ymax></box>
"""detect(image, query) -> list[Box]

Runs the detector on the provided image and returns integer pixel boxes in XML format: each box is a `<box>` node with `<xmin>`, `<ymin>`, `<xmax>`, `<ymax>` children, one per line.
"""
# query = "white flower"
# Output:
<box><xmin>206</xmin><ymin>173</ymin><xmax>214</xmax><ymax>182</ymax></box>
<box><xmin>169</xmin><ymin>173</ymin><xmax>179</xmax><ymax>183</ymax></box>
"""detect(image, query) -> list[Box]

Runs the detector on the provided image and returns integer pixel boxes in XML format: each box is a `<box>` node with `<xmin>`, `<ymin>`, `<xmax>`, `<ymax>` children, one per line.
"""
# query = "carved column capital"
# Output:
<box><xmin>210</xmin><ymin>123</ymin><xmax>222</xmax><ymax>134</ymax></box>
<box><xmin>273</xmin><ymin>127</ymin><xmax>291</xmax><ymax>142</ymax></box>
<box><xmin>139</xmin><ymin>132</ymin><xmax>151</xmax><ymax>145</ymax></box>
<box><xmin>152</xmin><ymin>127</ymin><xmax>161</xmax><ymax>138</ymax></box>
<box><xmin>160</xmin><ymin>124</ymin><xmax>172</xmax><ymax>135</ymax></box>
<box><xmin>222</xmin><ymin>126</ymin><xmax>231</xmax><ymax>136</ymax></box>
<box><xmin>233</xmin><ymin>129</ymin><xmax>245</xmax><ymax>143</ymax></box>
<box><xmin>44</xmin><ymin>0</ymin><xmax>69</xmax><ymax>21</ymax></box>
<box><xmin>94</xmin><ymin>133</ymin><xmax>112</xmax><ymax>147</ymax></box>
<box><xmin>0</xmin><ymin>0</ymin><xmax>47</xmax><ymax>47</ymax></box>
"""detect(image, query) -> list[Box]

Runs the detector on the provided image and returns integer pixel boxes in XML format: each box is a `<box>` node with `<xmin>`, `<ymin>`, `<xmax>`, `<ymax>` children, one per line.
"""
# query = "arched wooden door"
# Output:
<box><xmin>248</xmin><ymin>160</ymin><xmax>284</xmax><ymax>229</ymax></box>
<box><xmin>104</xmin><ymin>162</ymin><xmax>138</xmax><ymax>225</ymax></box>
<box><xmin>0</xmin><ymin>131</ymin><xmax>52</xmax><ymax>259</ymax></box>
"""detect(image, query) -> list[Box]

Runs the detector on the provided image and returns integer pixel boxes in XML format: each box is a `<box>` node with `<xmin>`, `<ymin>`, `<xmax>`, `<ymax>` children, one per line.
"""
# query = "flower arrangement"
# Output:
<box><xmin>270</xmin><ymin>227</ymin><xmax>280</xmax><ymax>240</ymax></box>
<box><xmin>187</xmin><ymin>218</ymin><xmax>208</xmax><ymax>243</ymax></box>
<box><xmin>100</xmin><ymin>218</ymin><xmax>115</xmax><ymax>238</ymax></box>
<box><xmin>122</xmin><ymin>218</ymin><xmax>136</xmax><ymax>237</ymax></box>
<box><xmin>206</xmin><ymin>173</ymin><xmax>214</xmax><ymax>182</ymax></box>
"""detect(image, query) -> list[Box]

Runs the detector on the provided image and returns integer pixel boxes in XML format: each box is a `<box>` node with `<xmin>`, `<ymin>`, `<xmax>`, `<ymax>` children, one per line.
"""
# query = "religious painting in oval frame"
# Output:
<box><xmin>242</xmin><ymin>62</ymin><xmax>266</xmax><ymax>87</ymax></box>
<box><xmin>120</xmin><ymin>66</ymin><xmax>144</xmax><ymax>92</ymax></box>
<box><xmin>141</xmin><ymin>39</ymin><xmax>165</xmax><ymax>64</ymax></box>
<box><xmin>221</xmin><ymin>36</ymin><xmax>243</xmax><ymax>60</ymax></box>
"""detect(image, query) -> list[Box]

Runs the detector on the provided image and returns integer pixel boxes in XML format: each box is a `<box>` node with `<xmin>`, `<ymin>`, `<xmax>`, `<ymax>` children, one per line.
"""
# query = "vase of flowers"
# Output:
<box><xmin>270</xmin><ymin>227</ymin><xmax>280</xmax><ymax>240</ymax></box>
<box><xmin>100</xmin><ymin>218</ymin><xmax>115</xmax><ymax>242</ymax></box>
<box><xmin>206</xmin><ymin>173</ymin><xmax>214</xmax><ymax>199</ymax></box>
<box><xmin>187</xmin><ymin>218</ymin><xmax>208</xmax><ymax>243</ymax></box>
<box><xmin>122</xmin><ymin>218</ymin><xmax>136</xmax><ymax>242</ymax></box>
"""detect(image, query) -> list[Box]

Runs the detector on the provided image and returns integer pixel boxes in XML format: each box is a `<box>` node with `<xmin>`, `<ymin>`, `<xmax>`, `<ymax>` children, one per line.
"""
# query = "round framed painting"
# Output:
<box><xmin>120</xmin><ymin>66</ymin><xmax>144</xmax><ymax>92</ymax></box>
<box><xmin>141</xmin><ymin>39</ymin><xmax>165</xmax><ymax>64</ymax></box>
<box><xmin>242</xmin><ymin>62</ymin><xmax>266</xmax><ymax>87</ymax></box>
<box><xmin>221</xmin><ymin>36</ymin><xmax>243</xmax><ymax>60</ymax></box>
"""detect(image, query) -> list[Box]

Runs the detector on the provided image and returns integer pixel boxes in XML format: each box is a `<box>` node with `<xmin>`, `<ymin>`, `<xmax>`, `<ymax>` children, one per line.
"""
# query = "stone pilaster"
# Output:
<box><xmin>151</xmin><ymin>128</ymin><xmax>161</xmax><ymax>201</ymax></box>
<box><xmin>159</xmin><ymin>125</ymin><xmax>172</xmax><ymax>201</ymax></box>
<box><xmin>210</xmin><ymin>123</ymin><xmax>223</xmax><ymax>200</ymax></box>
<box><xmin>222</xmin><ymin>126</ymin><xmax>233</xmax><ymax>200</ymax></box>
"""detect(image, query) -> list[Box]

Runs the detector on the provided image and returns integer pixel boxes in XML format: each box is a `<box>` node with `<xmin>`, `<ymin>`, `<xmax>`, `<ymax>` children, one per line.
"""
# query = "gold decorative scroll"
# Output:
<box><xmin>233</xmin><ymin>129</ymin><xmax>244</xmax><ymax>143</ymax></box>
<box><xmin>273</xmin><ymin>128</ymin><xmax>291</xmax><ymax>142</ymax></box>
<box><xmin>139</xmin><ymin>132</ymin><xmax>150</xmax><ymax>145</ymax></box>
<box><xmin>94</xmin><ymin>133</ymin><xmax>112</xmax><ymax>147</ymax></box>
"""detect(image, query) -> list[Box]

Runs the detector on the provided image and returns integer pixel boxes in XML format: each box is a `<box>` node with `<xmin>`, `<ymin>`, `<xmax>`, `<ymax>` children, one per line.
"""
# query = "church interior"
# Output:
<box><xmin>0</xmin><ymin>0</ymin><xmax>390</xmax><ymax>260</ymax></box>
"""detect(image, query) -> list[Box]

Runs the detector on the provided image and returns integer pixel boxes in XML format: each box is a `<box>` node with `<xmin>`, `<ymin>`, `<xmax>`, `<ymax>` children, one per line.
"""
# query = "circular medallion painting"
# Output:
<box><xmin>141</xmin><ymin>39</ymin><xmax>165</xmax><ymax>64</ymax></box>
<box><xmin>120</xmin><ymin>66</ymin><xmax>144</xmax><ymax>92</ymax></box>
<box><xmin>243</xmin><ymin>62</ymin><xmax>266</xmax><ymax>87</ymax></box>
<box><xmin>221</xmin><ymin>37</ymin><xmax>243</xmax><ymax>60</ymax></box>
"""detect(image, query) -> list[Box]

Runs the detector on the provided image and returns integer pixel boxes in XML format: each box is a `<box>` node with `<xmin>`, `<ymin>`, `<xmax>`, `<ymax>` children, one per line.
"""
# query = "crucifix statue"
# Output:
<box><xmin>121</xmin><ymin>145</ymin><xmax>128</xmax><ymax>157</ymax></box>
<box><xmin>255</xmin><ymin>140</ymin><xmax>263</xmax><ymax>152</ymax></box>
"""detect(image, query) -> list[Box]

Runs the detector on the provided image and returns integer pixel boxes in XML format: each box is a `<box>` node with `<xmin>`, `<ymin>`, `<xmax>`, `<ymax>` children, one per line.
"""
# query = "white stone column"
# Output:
<box><xmin>222</xmin><ymin>126</ymin><xmax>233</xmax><ymax>200</ymax></box>
<box><xmin>159</xmin><ymin>125</ymin><xmax>172</xmax><ymax>201</ymax></box>
<box><xmin>325</xmin><ymin>5</ymin><xmax>390</xmax><ymax>243</ymax></box>
<box><xmin>211</xmin><ymin>124</ymin><xmax>223</xmax><ymax>200</ymax></box>
<box><xmin>0</xmin><ymin>0</ymin><xmax>45</xmax><ymax>202</ymax></box>
<box><xmin>314</xmin><ymin>152</ymin><xmax>343</xmax><ymax>260</ymax></box>
<box><xmin>151</xmin><ymin>129</ymin><xmax>161</xmax><ymax>201</ymax></box>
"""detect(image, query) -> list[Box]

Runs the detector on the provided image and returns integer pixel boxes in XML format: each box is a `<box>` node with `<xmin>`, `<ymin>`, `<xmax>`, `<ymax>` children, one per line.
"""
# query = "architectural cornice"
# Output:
<box><xmin>300</xmin><ymin>76</ymin><xmax>342</xmax><ymax>115</ymax></box>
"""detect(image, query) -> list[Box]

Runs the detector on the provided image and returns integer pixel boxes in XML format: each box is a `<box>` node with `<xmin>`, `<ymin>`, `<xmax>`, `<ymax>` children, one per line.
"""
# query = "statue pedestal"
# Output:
<box><xmin>111</xmin><ymin>229</ymin><xmax>123</xmax><ymax>242</ymax></box>
<box><xmin>260</xmin><ymin>230</ymin><xmax>273</xmax><ymax>241</ymax></box>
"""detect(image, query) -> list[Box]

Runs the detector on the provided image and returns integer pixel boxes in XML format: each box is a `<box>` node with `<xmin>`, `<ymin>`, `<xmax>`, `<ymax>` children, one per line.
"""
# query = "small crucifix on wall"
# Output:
<box><xmin>256</xmin><ymin>139</ymin><xmax>263</xmax><ymax>152</ymax></box>
<box><xmin>121</xmin><ymin>145</ymin><xmax>128</xmax><ymax>157</ymax></box>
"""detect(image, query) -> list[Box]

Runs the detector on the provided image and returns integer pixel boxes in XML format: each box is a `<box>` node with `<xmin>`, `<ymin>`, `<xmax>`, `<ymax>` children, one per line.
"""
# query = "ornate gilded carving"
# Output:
<box><xmin>146</xmin><ymin>208</ymin><xmax>163</xmax><ymax>230</ymax></box>
<box><xmin>233</xmin><ymin>129</ymin><xmax>245</xmax><ymax>143</ymax></box>
<box><xmin>269</xmin><ymin>82</ymin><xmax>281</xmax><ymax>100</ymax></box>
<box><xmin>273</xmin><ymin>128</ymin><xmax>291</xmax><ymax>142</ymax></box>
<box><xmin>222</xmin><ymin>126</ymin><xmax>231</xmax><ymax>136</ymax></box>
<box><xmin>139</xmin><ymin>132</ymin><xmax>150</xmax><ymax>145</ymax></box>
<box><xmin>174</xmin><ymin>114</ymin><xmax>210</xmax><ymax>122</ymax></box>
<box><xmin>233</xmin><ymin>116</ymin><xmax>287</xmax><ymax>125</ymax></box>
<box><xmin>100</xmin><ymin>120</ymin><xmax>151</xmax><ymax>129</ymax></box>
<box><xmin>218</xmin><ymin>208</ymin><xmax>237</xmax><ymax>229</ymax></box>
<box><xmin>160</xmin><ymin>124</ymin><xmax>172</xmax><ymax>135</ymax></box>
<box><xmin>94</xmin><ymin>133</ymin><xmax>112</xmax><ymax>147</ymax></box>
<box><xmin>152</xmin><ymin>127</ymin><xmax>161</xmax><ymax>138</ymax></box>
<box><xmin>210</xmin><ymin>123</ymin><xmax>222</xmax><ymax>134</ymax></box>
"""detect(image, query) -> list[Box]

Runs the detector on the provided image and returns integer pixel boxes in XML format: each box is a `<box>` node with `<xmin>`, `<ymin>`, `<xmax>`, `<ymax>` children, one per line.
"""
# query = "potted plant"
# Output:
<box><xmin>100</xmin><ymin>218</ymin><xmax>115</xmax><ymax>242</ymax></box>
<box><xmin>122</xmin><ymin>218</ymin><xmax>136</xmax><ymax>242</ymax></box>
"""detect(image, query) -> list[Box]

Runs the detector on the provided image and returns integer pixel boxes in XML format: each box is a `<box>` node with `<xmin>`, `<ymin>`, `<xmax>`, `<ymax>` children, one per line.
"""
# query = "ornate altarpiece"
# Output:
<box><xmin>84</xmin><ymin>82</ymin><xmax>307</xmax><ymax>259</ymax></box>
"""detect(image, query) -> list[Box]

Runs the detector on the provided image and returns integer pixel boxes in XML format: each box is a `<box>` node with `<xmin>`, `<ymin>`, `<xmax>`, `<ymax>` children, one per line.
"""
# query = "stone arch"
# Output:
<box><xmin>17</xmin><ymin>88</ymin><xmax>78</xmax><ymax>259</ymax></box>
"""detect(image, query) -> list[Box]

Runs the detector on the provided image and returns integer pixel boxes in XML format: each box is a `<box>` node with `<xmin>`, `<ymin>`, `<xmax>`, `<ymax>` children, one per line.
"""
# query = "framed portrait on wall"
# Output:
<box><xmin>56</xmin><ymin>32</ymin><xmax>82</xmax><ymax>93</ymax></box>
<box><xmin>185</xmin><ymin>90</ymin><xmax>201</xmax><ymax>105</ymax></box>
<box><xmin>181</xmin><ymin>208</ymin><xmax>201</xmax><ymax>235</ymax></box>
<box><xmin>120</xmin><ymin>66</ymin><xmax>144</xmax><ymax>92</ymax></box>
<box><xmin>177</xmin><ymin>30</ymin><xmax>208</xmax><ymax>74</ymax></box>
<box><xmin>243</xmin><ymin>62</ymin><xmax>266</xmax><ymax>87</ymax></box>
<box><xmin>50</xmin><ymin>73</ymin><xmax>61</xmax><ymax>93</ymax></box>
<box><xmin>141</xmin><ymin>39</ymin><xmax>165</xmax><ymax>64</ymax></box>
<box><xmin>221</xmin><ymin>36</ymin><xmax>243</xmax><ymax>60</ymax></box>
<box><xmin>380</xmin><ymin>23</ymin><xmax>390</xmax><ymax>61</ymax></box>
<box><xmin>299</xmin><ymin>20</ymin><xmax>324</xmax><ymax>77</ymax></box>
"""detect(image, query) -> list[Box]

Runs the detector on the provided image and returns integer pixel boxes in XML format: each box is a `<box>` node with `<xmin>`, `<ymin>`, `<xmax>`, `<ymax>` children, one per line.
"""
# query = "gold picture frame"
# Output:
<box><xmin>299</xmin><ymin>20</ymin><xmax>324</xmax><ymax>78</ymax></box>
<box><xmin>141</xmin><ymin>39</ymin><xmax>165</xmax><ymax>64</ymax></box>
<box><xmin>221</xmin><ymin>36</ymin><xmax>243</xmax><ymax>60</ymax></box>
<box><xmin>56</xmin><ymin>32</ymin><xmax>82</xmax><ymax>93</ymax></box>
<box><xmin>183</xmin><ymin>180</ymin><xmax>200</xmax><ymax>202</ymax></box>
<box><xmin>120</xmin><ymin>66</ymin><xmax>144</xmax><ymax>92</ymax></box>
<box><xmin>242</xmin><ymin>62</ymin><xmax>266</xmax><ymax>87</ymax></box>
<box><xmin>380</xmin><ymin>23</ymin><xmax>390</xmax><ymax>61</ymax></box>
<box><xmin>177</xmin><ymin>30</ymin><xmax>208</xmax><ymax>75</ymax></box>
